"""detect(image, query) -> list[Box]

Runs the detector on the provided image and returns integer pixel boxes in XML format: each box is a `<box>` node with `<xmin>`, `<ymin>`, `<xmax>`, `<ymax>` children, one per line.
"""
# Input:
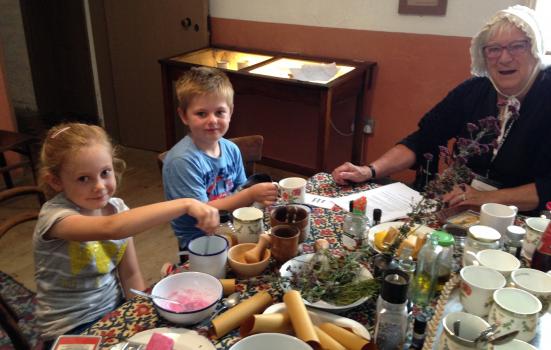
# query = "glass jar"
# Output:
<box><xmin>503</xmin><ymin>225</ymin><xmax>525</xmax><ymax>259</ymax></box>
<box><xmin>342</xmin><ymin>212</ymin><xmax>369</xmax><ymax>250</ymax></box>
<box><xmin>462</xmin><ymin>225</ymin><xmax>501</xmax><ymax>266</ymax></box>
<box><xmin>215</xmin><ymin>210</ymin><xmax>237</xmax><ymax>246</ymax></box>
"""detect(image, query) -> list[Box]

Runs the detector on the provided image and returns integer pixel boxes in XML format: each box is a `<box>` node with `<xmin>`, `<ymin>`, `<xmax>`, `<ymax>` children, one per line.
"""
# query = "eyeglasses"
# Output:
<box><xmin>483</xmin><ymin>40</ymin><xmax>530</xmax><ymax>59</ymax></box>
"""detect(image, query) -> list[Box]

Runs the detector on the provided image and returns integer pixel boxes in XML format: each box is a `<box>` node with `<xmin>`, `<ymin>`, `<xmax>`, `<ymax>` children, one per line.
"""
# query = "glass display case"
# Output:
<box><xmin>159</xmin><ymin>46</ymin><xmax>376</xmax><ymax>175</ymax></box>
<box><xmin>171</xmin><ymin>48</ymin><xmax>272</xmax><ymax>71</ymax></box>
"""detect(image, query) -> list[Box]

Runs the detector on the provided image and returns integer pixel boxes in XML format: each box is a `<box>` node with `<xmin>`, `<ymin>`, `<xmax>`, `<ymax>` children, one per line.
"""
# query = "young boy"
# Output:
<box><xmin>162</xmin><ymin>67</ymin><xmax>278</xmax><ymax>251</ymax></box>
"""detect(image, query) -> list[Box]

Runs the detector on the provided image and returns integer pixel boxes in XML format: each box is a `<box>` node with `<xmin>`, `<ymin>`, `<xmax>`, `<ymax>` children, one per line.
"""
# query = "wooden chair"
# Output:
<box><xmin>157</xmin><ymin>135</ymin><xmax>264</xmax><ymax>177</ymax></box>
<box><xmin>0</xmin><ymin>294</ymin><xmax>32</xmax><ymax>350</ymax></box>
<box><xmin>0</xmin><ymin>186</ymin><xmax>45</xmax><ymax>240</ymax></box>
<box><xmin>0</xmin><ymin>186</ymin><xmax>44</xmax><ymax>349</ymax></box>
<box><xmin>0</xmin><ymin>130</ymin><xmax>39</xmax><ymax>189</ymax></box>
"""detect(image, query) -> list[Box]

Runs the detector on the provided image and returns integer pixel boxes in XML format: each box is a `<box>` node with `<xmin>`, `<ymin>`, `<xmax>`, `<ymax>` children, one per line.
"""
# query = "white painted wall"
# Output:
<box><xmin>210</xmin><ymin>0</ymin><xmax>527</xmax><ymax>37</ymax></box>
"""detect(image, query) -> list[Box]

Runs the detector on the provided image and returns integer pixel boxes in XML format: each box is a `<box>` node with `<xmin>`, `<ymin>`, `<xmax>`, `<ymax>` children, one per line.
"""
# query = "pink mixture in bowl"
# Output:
<box><xmin>159</xmin><ymin>289</ymin><xmax>217</xmax><ymax>313</ymax></box>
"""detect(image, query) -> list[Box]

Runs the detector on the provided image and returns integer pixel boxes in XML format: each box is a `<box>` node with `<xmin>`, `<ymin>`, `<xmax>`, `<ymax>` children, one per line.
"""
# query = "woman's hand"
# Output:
<box><xmin>442</xmin><ymin>184</ymin><xmax>485</xmax><ymax>208</ymax></box>
<box><xmin>331</xmin><ymin>162</ymin><xmax>371</xmax><ymax>185</ymax></box>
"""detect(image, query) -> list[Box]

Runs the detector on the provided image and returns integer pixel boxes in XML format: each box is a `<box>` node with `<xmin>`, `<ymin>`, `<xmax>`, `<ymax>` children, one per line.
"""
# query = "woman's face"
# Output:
<box><xmin>485</xmin><ymin>25</ymin><xmax>538</xmax><ymax>96</ymax></box>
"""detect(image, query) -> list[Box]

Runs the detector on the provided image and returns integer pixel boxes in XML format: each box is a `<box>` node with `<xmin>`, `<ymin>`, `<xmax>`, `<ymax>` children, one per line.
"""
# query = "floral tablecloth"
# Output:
<box><xmin>82</xmin><ymin>173</ymin><xmax>429</xmax><ymax>349</ymax></box>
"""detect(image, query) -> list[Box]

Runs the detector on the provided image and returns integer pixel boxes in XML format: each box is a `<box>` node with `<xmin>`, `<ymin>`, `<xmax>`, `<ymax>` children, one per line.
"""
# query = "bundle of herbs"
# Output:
<box><xmin>283</xmin><ymin>249</ymin><xmax>379</xmax><ymax>306</ymax></box>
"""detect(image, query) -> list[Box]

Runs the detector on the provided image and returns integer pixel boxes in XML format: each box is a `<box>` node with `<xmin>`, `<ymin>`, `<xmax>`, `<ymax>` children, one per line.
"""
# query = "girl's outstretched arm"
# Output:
<box><xmin>47</xmin><ymin>198</ymin><xmax>219</xmax><ymax>241</ymax></box>
<box><xmin>117</xmin><ymin>238</ymin><xmax>146</xmax><ymax>296</ymax></box>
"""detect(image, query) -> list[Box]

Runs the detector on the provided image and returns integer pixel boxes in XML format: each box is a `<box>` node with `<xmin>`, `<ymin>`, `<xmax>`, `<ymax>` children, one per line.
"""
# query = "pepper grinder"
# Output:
<box><xmin>374</xmin><ymin>269</ymin><xmax>409</xmax><ymax>349</ymax></box>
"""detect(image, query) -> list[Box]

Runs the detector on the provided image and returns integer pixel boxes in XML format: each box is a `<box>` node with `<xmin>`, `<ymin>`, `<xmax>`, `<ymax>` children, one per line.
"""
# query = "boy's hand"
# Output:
<box><xmin>248</xmin><ymin>183</ymin><xmax>278</xmax><ymax>206</ymax></box>
<box><xmin>187</xmin><ymin>200</ymin><xmax>219</xmax><ymax>233</ymax></box>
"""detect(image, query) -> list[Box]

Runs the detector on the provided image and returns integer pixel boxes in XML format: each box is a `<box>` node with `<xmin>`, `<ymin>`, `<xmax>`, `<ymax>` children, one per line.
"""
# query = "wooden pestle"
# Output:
<box><xmin>244</xmin><ymin>233</ymin><xmax>272</xmax><ymax>263</ymax></box>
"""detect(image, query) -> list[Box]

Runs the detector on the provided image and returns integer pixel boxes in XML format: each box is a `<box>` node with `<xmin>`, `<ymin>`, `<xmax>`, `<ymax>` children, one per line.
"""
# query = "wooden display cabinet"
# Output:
<box><xmin>159</xmin><ymin>46</ymin><xmax>376</xmax><ymax>175</ymax></box>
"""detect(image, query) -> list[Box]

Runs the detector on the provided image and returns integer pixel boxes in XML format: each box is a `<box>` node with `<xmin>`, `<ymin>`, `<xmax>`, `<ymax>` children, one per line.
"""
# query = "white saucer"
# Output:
<box><xmin>128</xmin><ymin>327</ymin><xmax>214</xmax><ymax>350</ymax></box>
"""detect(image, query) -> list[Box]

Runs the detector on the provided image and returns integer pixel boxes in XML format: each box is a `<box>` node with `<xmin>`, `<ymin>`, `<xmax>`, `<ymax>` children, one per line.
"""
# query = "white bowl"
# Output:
<box><xmin>230</xmin><ymin>333</ymin><xmax>312</xmax><ymax>350</ymax></box>
<box><xmin>151</xmin><ymin>272</ymin><xmax>223</xmax><ymax>325</ymax></box>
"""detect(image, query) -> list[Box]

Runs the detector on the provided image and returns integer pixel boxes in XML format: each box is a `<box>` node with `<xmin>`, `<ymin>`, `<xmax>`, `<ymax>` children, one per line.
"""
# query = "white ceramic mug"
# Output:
<box><xmin>522</xmin><ymin>217</ymin><xmax>550</xmax><ymax>260</ymax></box>
<box><xmin>232</xmin><ymin>207</ymin><xmax>264</xmax><ymax>243</ymax></box>
<box><xmin>474</xmin><ymin>249</ymin><xmax>520</xmax><ymax>278</ymax></box>
<box><xmin>479</xmin><ymin>203</ymin><xmax>517</xmax><ymax>235</ymax></box>
<box><xmin>460</xmin><ymin>265</ymin><xmax>506</xmax><ymax>317</ymax></box>
<box><xmin>489</xmin><ymin>287</ymin><xmax>541</xmax><ymax>343</ymax></box>
<box><xmin>183</xmin><ymin>235</ymin><xmax>228</xmax><ymax>279</ymax></box>
<box><xmin>510</xmin><ymin>268</ymin><xmax>551</xmax><ymax>313</ymax></box>
<box><xmin>278</xmin><ymin>177</ymin><xmax>307</xmax><ymax>204</ymax></box>
<box><xmin>438</xmin><ymin>311</ymin><xmax>493</xmax><ymax>350</ymax></box>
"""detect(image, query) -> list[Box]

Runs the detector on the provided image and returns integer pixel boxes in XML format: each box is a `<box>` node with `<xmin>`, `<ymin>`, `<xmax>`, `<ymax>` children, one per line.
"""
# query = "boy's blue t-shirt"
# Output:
<box><xmin>162</xmin><ymin>135</ymin><xmax>247</xmax><ymax>245</ymax></box>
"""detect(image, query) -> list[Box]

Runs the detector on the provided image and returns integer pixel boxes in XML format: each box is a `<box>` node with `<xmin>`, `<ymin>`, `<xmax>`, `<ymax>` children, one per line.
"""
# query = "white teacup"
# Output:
<box><xmin>183</xmin><ymin>235</ymin><xmax>229</xmax><ymax>278</ymax></box>
<box><xmin>489</xmin><ymin>287</ymin><xmax>541</xmax><ymax>343</ymax></box>
<box><xmin>479</xmin><ymin>203</ymin><xmax>517</xmax><ymax>235</ymax></box>
<box><xmin>438</xmin><ymin>311</ymin><xmax>493</xmax><ymax>350</ymax></box>
<box><xmin>510</xmin><ymin>268</ymin><xmax>551</xmax><ymax>313</ymax></box>
<box><xmin>522</xmin><ymin>217</ymin><xmax>550</xmax><ymax>260</ymax></box>
<box><xmin>494</xmin><ymin>339</ymin><xmax>536</xmax><ymax>350</ymax></box>
<box><xmin>474</xmin><ymin>249</ymin><xmax>520</xmax><ymax>277</ymax></box>
<box><xmin>460</xmin><ymin>265</ymin><xmax>506</xmax><ymax>317</ymax></box>
<box><xmin>232</xmin><ymin>207</ymin><xmax>264</xmax><ymax>243</ymax></box>
<box><xmin>278</xmin><ymin>177</ymin><xmax>307</xmax><ymax>204</ymax></box>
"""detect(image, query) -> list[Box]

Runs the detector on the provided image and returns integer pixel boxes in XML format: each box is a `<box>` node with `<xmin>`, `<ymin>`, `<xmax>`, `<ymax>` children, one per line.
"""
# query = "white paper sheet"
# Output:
<box><xmin>333</xmin><ymin>182</ymin><xmax>423</xmax><ymax>223</ymax></box>
<box><xmin>289</xmin><ymin>62</ymin><xmax>338</xmax><ymax>82</ymax></box>
<box><xmin>304</xmin><ymin>193</ymin><xmax>335</xmax><ymax>209</ymax></box>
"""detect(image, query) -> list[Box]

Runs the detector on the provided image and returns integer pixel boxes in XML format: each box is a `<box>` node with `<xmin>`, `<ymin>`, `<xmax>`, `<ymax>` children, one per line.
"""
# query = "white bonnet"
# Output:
<box><xmin>470</xmin><ymin>5</ymin><xmax>549</xmax><ymax>77</ymax></box>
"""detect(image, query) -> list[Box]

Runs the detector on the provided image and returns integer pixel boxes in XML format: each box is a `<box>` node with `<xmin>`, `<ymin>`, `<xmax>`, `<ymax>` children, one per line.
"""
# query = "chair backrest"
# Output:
<box><xmin>0</xmin><ymin>185</ymin><xmax>44</xmax><ymax>239</ymax></box>
<box><xmin>229</xmin><ymin>135</ymin><xmax>264</xmax><ymax>177</ymax></box>
<box><xmin>157</xmin><ymin>135</ymin><xmax>264</xmax><ymax>177</ymax></box>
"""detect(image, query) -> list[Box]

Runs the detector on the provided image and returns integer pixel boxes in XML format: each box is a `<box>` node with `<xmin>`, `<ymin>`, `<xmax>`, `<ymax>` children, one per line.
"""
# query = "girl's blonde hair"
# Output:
<box><xmin>175</xmin><ymin>66</ymin><xmax>234</xmax><ymax>113</ymax></box>
<box><xmin>38</xmin><ymin>122</ymin><xmax>126</xmax><ymax>198</ymax></box>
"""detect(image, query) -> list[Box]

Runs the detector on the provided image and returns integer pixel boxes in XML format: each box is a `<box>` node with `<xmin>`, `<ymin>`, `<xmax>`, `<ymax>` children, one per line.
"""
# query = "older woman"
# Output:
<box><xmin>332</xmin><ymin>5</ymin><xmax>550</xmax><ymax>213</ymax></box>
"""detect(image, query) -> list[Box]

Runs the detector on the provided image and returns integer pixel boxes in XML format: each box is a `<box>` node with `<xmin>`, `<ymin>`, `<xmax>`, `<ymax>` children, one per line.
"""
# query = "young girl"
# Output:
<box><xmin>33</xmin><ymin>123</ymin><xmax>219</xmax><ymax>343</ymax></box>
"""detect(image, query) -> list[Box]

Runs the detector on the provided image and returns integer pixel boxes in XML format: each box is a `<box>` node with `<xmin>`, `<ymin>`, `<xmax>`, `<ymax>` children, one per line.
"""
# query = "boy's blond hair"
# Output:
<box><xmin>38</xmin><ymin>122</ymin><xmax>126</xmax><ymax>198</ymax></box>
<box><xmin>175</xmin><ymin>67</ymin><xmax>234</xmax><ymax>113</ymax></box>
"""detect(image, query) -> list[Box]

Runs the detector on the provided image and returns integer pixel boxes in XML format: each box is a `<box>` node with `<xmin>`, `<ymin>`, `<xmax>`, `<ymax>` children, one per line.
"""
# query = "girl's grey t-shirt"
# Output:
<box><xmin>33</xmin><ymin>193</ymin><xmax>129</xmax><ymax>339</ymax></box>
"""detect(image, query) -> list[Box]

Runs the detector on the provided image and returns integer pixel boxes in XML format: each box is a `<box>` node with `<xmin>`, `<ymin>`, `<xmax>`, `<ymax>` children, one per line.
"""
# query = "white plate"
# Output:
<box><xmin>279</xmin><ymin>253</ymin><xmax>372</xmax><ymax>312</ymax></box>
<box><xmin>127</xmin><ymin>327</ymin><xmax>215</xmax><ymax>350</ymax></box>
<box><xmin>264</xmin><ymin>303</ymin><xmax>370</xmax><ymax>341</ymax></box>
<box><xmin>367</xmin><ymin>221</ymin><xmax>433</xmax><ymax>253</ymax></box>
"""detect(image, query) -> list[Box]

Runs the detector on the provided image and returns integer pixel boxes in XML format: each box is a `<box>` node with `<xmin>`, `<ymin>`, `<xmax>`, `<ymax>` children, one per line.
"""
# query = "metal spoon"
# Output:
<box><xmin>489</xmin><ymin>330</ymin><xmax>519</xmax><ymax>345</ymax></box>
<box><xmin>129</xmin><ymin>288</ymin><xmax>183</xmax><ymax>305</ymax></box>
<box><xmin>473</xmin><ymin>323</ymin><xmax>499</xmax><ymax>344</ymax></box>
<box><xmin>197</xmin><ymin>292</ymin><xmax>241</xmax><ymax>327</ymax></box>
<box><xmin>214</xmin><ymin>291</ymin><xmax>241</xmax><ymax>316</ymax></box>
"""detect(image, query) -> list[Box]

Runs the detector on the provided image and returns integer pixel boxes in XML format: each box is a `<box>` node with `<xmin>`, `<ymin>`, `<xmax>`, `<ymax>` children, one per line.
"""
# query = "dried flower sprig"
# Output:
<box><xmin>389</xmin><ymin>116</ymin><xmax>502</xmax><ymax>253</ymax></box>
<box><xmin>423</xmin><ymin>116</ymin><xmax>500</xmax><ymax>208</ymax></box>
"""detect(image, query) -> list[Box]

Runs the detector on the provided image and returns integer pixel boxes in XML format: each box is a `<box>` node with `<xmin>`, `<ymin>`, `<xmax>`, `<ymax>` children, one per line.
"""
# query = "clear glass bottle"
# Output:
<box><xmin>503</xmin><ymin>225</ymin><xmax>525</xmax><ymax>259</ymax></box>
<box><xmin>411</xmin><ymin>231</ymin><xmax>454</xmax><ymax>306</ymax></box>
<box><xmin>374</xmin><ymin>270</ymin><xmax>409</xmax><ymax>350</ymax></box>
<box><xmin>462</xmin><ymin>225</ymin><xmax>501</xmax><ymax>266</ymax></box>
<box><xmin>396</xmin><ymin>247</ymin><xmax>416</xmax><ymax>298</ymax></box>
